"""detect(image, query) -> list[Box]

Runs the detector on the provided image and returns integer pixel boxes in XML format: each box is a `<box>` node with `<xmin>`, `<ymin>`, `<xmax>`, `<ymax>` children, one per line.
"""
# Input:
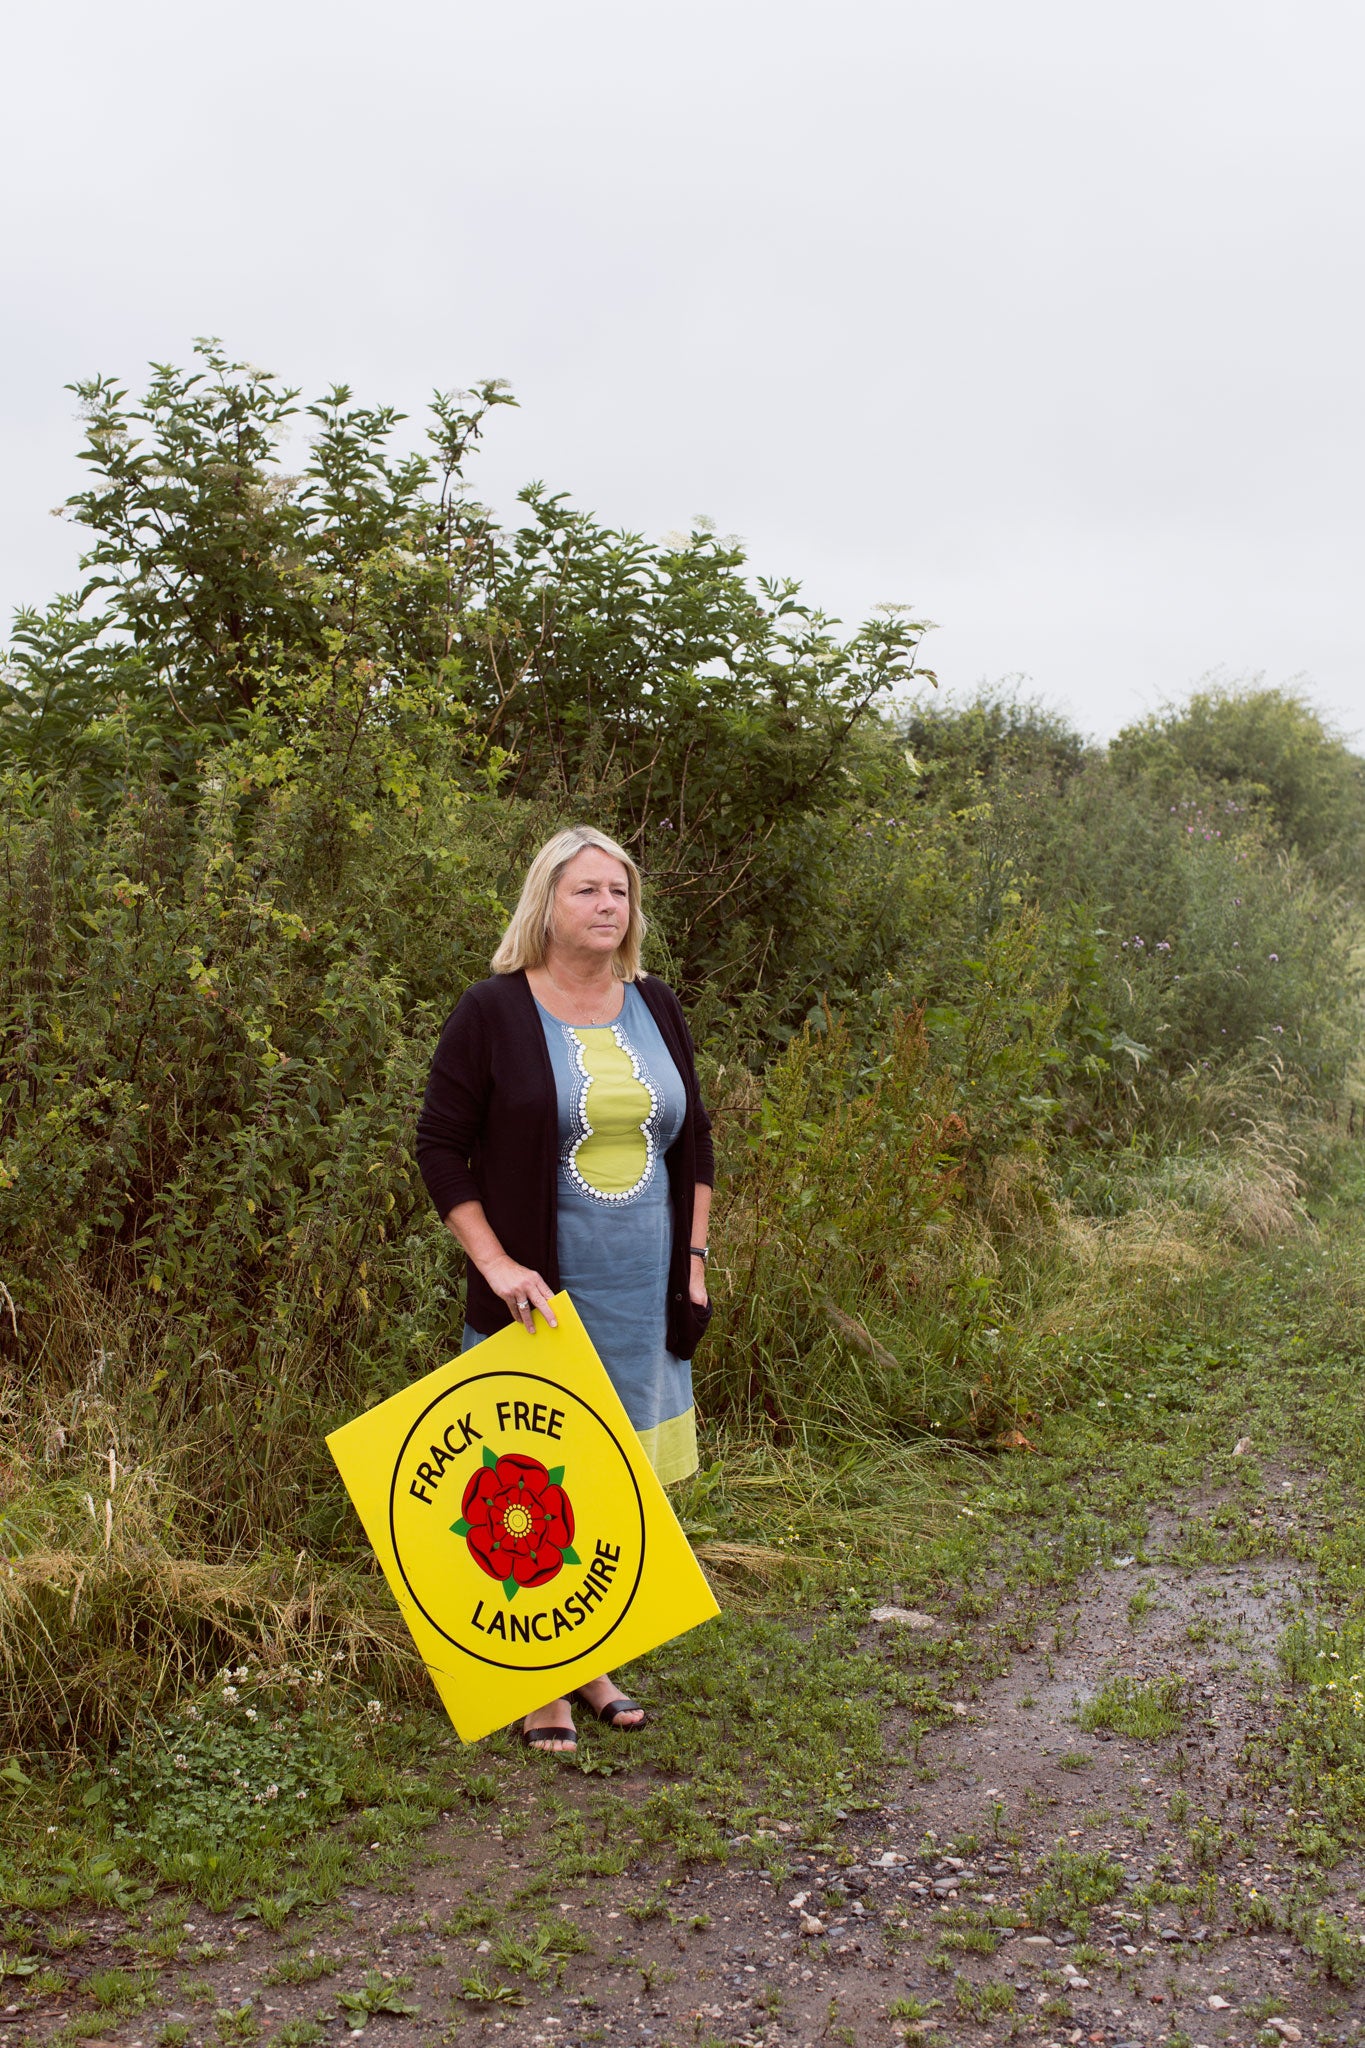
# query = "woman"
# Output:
<box><xmin>416</xmin><ymin>825</ymin><xmax>714</xmax><ymax>1752</ymax></box>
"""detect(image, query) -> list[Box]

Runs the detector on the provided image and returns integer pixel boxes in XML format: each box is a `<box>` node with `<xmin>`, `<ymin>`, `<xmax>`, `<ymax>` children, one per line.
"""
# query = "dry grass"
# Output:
<box><xmin>0</xmin><ymin>1463</ymin><xmax>419</xmax><ymax>1750</ymax></box>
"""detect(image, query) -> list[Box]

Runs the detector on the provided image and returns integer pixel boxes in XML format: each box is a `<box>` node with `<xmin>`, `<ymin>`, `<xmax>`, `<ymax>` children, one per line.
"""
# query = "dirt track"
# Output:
<box><xmin>17</xmin><ymin>1473</ymin><xmax>1362</xmax><ymax>2048</ymax></box>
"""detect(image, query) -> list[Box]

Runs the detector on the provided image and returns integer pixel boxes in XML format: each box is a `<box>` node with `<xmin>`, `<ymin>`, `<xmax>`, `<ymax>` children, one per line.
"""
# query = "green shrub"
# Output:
<box><xmin>1</xmin><ymin>342</ymin><xmax>1363</xmax><ymax>1767</ymax></box>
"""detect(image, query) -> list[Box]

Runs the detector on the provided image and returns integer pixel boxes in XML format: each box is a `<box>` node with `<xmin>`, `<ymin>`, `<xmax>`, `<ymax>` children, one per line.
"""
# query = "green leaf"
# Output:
<box><xmin>559</xmin><ymin>1544</ymin><xmax>580</xmax><ymax>1565</ymax></box>
<box><xmin>546</xmin><ymin>1465</ymin><xmax>565</xmax><ymax>1486</ymax></box>
<box><xmin>482</xmin><ymin>1445</ymin><xmax>498</xmax><ymax>1469</ymax></box>
<box><xmin>503</xmin><ymin>1575</ymin><xmax>518</xmax><ymax>1602</ymax></box>
<box><xmin>450</xmin><ymin>1517</ymin><xmax>471</xmax><ymax>1537</ymax></box>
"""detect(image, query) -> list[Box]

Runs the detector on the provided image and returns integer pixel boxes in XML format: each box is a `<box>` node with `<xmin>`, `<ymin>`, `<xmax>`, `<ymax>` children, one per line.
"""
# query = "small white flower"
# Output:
<box><xmin>221</xmin><ymin>1684</ymin><xmax>239</xmax><ymax>1703</ymax></box>
<box><xmin>234</xmin><ymin>1665</ymin><xmax>251</xmax><ymax>1682</ymax></box>
<box><xmin>244</xmin><ymin>1707</ymin><xmax>259</xmax><ymax>1722</ymax></box>
<box><xmin>366</xmin><ymin>1699</ymin><xmax>383</xmax><ymax>1719</ymax></box>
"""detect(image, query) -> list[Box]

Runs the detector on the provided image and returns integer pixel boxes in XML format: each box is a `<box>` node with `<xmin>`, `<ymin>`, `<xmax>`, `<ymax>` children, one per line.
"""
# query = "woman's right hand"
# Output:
<box><xmin>481</xmin><ymin>1256</ymin><xmax>558</xmax><ymax>1334</ymax></box>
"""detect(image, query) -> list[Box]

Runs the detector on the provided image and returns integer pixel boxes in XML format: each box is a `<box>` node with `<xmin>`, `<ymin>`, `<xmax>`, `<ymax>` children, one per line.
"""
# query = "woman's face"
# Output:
<box><xmin>550</xmin><ymin>848</ymin><xmax>631</xmax><ymax>961</ymax></box>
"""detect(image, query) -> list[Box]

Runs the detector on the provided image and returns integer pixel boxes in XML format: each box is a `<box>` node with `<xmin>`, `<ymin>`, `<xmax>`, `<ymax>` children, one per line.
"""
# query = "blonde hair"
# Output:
<box><xmin>491</xmin><ymin>825</ymin><xmax>647</xmax><ymax>980</ymax></box>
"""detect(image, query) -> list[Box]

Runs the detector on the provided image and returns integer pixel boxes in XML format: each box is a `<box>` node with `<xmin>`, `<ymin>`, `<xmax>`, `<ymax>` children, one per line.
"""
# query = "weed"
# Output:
<box><xmin>624</xmin><ymin>1888</ymin><xmax>670</xmax><ymax>1925</ymax></box>
<box><xmin>141</xmin><ymin>1926</ymin><xmax>185</xmax><ymax>1961</ymax></box>
<box><xmin>1056</xmin><ymin>1750</ymin><xmax>1091</xmax><ymax>1771</ymax></box>
<box><xmin>440</xmin><ymin>1899</ymin><xmax>498</xmax><ymax>1939</ymax></box>
<box><xmin>491</xmin><ymin>1919</ymin><xmax>590</xmax><ymax>1982</ymax></box>
<box><xmin>85</xmin><ymin>1965</ymin><xmax>157</xmax><ymax>2012</ymax></box>
<box><xmin>23</xmin><ymin>1967</ymin><xmax>67</xmax><ymax>1998</ymax></box>
<box><xmin>455</xmin><ymin>1968</ymin><xmax>526</xmax><ymax>2007</ymax></box>
<box><xmin>1243</xmin><ymin>1614</ymin><xmax>1365</xmax><ymax>1866</ymax></box>
<box><xmin>212</xmin><ymin>2002</ymin><xmax>262</xmax><ymax>2046</ymax></box>
<box><xmin>1188</xmin><ymin>1815</ymin><xmax>1228</xmax><ymax>1867</ymax></box>
<box><xmin>234</xmin><ymin>1885</ymin><xmax>323</xmax><ymax>1931</ymax></box>
<box><xmin>1076</xmin><ymin>1675</ymin><xmax>1188</xmax><ymax>1740</ymax></box>
<box><xmin>156</xmin><ymin>2026</ymin><xmax>191</xmax><ymax>2048</ymax></box>
<box><xmin>336</xmin><ymin>1973</ymin><xmax>420</xmax><ymax>2031</ymax></box>
<box><xmin>933</xmin><ymin>1927</ymin><xmax>999</xmax><ymax>1956</ymax></box>
<box><xmin>275</xmin><ymin>2024</ymin><xmax>326</xmax><ymax>2048</ymax></box>
<box><xmin>1028</xmin><ymin>1847</ymin><xmax>1127</xmax><ymax>1934</ymax></box>
<box><xmin>954</xmin><ymin>1977</ymin><xmax>1016</xmax><ymax>2019</ymax></box>
<box><xmin>101</xmin><ymin>1669</ymin><xmax>349</xmax><ymax>1864</ymax></box>
<box><xmin>176</xmin><ymin>1977</ymin><xmax>218</xmax><ymax>2005</ymax></box>
<box><xmin>1299</xmin><ymin>1907</ymin><xmax>1365</xmax><ymax>1987</ymax></box>
<box><xmin>263</xmin><ymin>1950</ymin><xmax>339</xmax><ymax>1987</ymax></box>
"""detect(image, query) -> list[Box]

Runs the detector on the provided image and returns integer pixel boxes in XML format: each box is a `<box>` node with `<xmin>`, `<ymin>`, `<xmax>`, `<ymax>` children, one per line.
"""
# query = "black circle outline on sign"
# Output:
<box><xmin>388</xmin><ymin>1370</ymin><xmax>646</xmax><ymax>1672</ymax></box>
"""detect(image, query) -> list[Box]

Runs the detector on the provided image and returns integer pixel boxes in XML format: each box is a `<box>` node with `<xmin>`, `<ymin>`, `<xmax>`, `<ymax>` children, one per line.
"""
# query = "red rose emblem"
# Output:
<box><xmin>451</xmin><ymin>1450</ymin><xmax>578</xmax><ymax>1600</ymax></box>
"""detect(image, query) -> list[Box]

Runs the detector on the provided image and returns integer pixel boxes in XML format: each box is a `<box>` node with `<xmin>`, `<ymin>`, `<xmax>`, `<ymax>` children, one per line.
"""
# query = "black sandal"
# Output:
<box><xmin>569</xmin><ymin>1689</ymin><xmax>647</xmax><ymax>1730</ymax></box>
<box><xmin>517</xmin><ymin>1716</ymin><xmax>577</xmax><ymax>1753</ymax></box>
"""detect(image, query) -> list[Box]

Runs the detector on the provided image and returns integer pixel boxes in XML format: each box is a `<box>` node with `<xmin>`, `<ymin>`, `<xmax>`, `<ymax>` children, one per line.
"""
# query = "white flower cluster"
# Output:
<box><xmin>1320</xmin><ymin>1672</ymin><xmax>1365</xmax><ymax>1717</ymax></box>
<box><xmin>1311</xmin><ymin>1631</ymin><xmax>1365</xmax><ymax>1718</ymax></box>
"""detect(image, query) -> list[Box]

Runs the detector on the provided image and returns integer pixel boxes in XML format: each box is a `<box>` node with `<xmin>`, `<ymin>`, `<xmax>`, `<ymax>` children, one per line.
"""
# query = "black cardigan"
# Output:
<box><xmin>416</xmin><ymin>969</ymin><xmax>715</xmax><ymax>1358</ymax></box>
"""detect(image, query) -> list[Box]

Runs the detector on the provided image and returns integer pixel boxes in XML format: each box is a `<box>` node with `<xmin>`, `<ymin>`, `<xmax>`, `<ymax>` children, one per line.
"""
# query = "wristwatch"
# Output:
<box><xmin>690</xmin><ymin>1245</ymin><xmax>709</xmax><ymax>1262</ymax></box>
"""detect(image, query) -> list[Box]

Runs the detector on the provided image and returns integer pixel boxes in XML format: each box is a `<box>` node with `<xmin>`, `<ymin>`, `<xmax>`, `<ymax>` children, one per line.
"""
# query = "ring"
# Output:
<box><xmin>516</xmin><ymin>1298</ymin><xmax>529</xmax><ymax>1310</ymax></box>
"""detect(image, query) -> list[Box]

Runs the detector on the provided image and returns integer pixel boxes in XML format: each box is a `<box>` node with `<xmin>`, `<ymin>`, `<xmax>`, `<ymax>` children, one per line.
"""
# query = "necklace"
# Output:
<box><xmin>543</xmin><ymin>967</ymin><xmax>618</xmax><ymax>1025</ymax></box>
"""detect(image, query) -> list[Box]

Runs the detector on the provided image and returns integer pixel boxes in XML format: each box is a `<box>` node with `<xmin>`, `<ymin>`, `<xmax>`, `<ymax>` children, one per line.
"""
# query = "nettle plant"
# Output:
<box><xmin>103</xmin><ymin>1662</ymin><xmax>354</xmax><ymax>1854</ymax></box>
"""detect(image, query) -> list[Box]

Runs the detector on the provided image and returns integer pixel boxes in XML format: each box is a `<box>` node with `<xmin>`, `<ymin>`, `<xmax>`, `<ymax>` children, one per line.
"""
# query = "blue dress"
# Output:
<box><xmin>462</xmin><ymin>982</ymin><xmax>698</xmax><ymax>1485</ymax></box>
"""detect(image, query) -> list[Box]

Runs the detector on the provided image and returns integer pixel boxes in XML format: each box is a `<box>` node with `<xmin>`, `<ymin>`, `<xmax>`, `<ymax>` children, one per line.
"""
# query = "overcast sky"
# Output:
<box><xmin>3</xmin><ymin>0</ymin><xmax>1362</xmax><ymax>743</ymax></box>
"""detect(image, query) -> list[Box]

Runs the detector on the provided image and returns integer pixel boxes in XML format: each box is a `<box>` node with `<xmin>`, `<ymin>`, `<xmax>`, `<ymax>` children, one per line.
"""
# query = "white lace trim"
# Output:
<box><xmin>561</xmin><ymin>1020</ymin><xmax>660</xmax><ymax>1204</ymax></box>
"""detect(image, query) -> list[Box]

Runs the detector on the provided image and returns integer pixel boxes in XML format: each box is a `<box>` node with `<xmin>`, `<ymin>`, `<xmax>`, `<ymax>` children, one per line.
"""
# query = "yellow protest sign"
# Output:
<box><xmin>326</xmin><ymin>1293</ymin><xmax>719</xmax><ymax>1743</ymax></box>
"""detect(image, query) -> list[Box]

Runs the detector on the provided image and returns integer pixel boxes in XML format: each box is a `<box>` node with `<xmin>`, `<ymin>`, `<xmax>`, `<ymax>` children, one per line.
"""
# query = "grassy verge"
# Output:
<box><xmin>1</xmin><ymin>1141</ymin><xmax>1363</xmax><ymax>2027</ymax></box>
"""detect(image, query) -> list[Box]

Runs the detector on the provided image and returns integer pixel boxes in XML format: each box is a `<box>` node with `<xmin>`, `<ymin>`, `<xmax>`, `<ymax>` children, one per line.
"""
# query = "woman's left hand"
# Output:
<box><xmin>689</xmin><ymin>1253</ymin><xmax>709</xmax><ymax>1308</ymax></box>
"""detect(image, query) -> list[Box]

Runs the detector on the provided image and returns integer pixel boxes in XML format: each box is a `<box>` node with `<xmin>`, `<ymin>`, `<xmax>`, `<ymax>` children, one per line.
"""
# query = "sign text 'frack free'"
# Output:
<box><xmin>327</xmin><ymin>1296</ymin><xmax>719</xmax><ymax>1742</ymax></box>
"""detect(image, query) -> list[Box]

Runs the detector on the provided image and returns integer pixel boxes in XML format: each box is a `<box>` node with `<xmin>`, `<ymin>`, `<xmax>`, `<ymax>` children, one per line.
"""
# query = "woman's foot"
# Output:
<box><xmin>572</xmin><ymin>1673</ymin><xmax>646</xmax><ymax>1730</ymax></box>
<box><xmin>521</xmin><ymin>1698</ymin><xmax>577</xmax><ymax>1752</ymax></box>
